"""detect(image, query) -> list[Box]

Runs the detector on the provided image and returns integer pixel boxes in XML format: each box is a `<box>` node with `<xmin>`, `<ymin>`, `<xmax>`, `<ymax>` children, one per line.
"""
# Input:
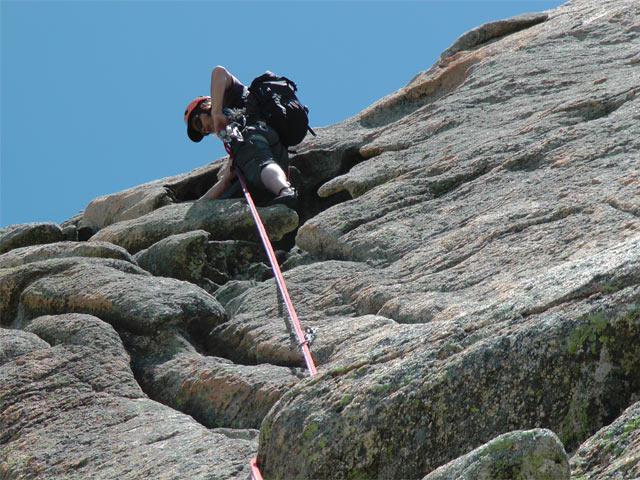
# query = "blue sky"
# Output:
<box><xmin>1</xmin><ymin>0</ymin><xmax>565</xmax><ymax>228</ymax></box>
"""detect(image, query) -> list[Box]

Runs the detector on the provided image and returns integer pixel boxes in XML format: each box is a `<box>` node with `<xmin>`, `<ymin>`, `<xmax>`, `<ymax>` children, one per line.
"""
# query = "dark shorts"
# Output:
<box><xmin>231</xmin><ymin>122</ymin><xmax>289</xmax><ymax>192</ymax></box>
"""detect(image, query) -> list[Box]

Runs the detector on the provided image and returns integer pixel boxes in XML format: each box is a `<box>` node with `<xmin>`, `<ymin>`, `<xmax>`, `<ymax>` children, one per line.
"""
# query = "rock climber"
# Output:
<box><xmin>184</xmin><ymin>66</ymin><xmax>296</xmax><ymax>207</ymax></box>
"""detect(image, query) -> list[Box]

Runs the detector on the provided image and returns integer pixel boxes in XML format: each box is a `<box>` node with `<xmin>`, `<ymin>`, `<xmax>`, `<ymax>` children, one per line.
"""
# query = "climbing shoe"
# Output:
<box><xmin>267</xmin><ymin>186</ymin><xmax>297</xmax><ymax>209</ymax></box>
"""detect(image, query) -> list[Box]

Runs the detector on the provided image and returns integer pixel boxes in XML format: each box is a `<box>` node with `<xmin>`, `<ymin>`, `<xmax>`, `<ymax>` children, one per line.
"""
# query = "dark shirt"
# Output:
<box><xmin>223</xmin><ymin>75</ymin><xmax>248</xmax><ymax>110</ymax></box>
<box><xmin>225</xmin><ymin>74</ymin><xmax>262</xmax><ymax>124</ymax></box>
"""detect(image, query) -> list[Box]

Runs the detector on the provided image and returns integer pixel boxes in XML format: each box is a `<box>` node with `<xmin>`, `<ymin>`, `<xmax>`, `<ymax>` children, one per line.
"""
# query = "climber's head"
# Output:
<box><xmin>184</xmin><ymin>96</ymin><xmax>212</xmax><ymax>142</ymax></box>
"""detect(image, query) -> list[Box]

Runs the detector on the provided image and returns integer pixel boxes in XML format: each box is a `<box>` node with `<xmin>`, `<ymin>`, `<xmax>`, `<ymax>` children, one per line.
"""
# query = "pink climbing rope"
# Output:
<box><xmin>249</xmin><ymin>457</ymin><xmax>264</xmax><ymax>480</ymax></box>
<box><xmin>222</xmin><ymin>134</ymin><xmax>317</xmax><ymax>480</ymax></box>
<box><xmin>234</xmin><ymin>168</ymin><xmax>317</xmax><ymax>375</ymax></box>
<box><xmin>237</xmin><ymin>169</ymin><xmax>318</xmax><ymax>480</ymax></box>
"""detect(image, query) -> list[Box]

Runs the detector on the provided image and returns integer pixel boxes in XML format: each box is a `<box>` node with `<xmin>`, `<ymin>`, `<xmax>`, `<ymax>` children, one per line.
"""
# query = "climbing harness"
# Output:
<box><xmin>218</xmin><ymin>116</ymin><xmax>318</xmax><ymax>480</ymax></box>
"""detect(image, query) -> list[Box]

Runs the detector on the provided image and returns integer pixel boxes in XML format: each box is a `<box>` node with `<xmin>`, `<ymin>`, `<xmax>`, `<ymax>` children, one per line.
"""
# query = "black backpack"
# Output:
<box><xmin>249</xmin><ymin>72</ymin><xmax>316</xmax><ymax>147</ymax></box>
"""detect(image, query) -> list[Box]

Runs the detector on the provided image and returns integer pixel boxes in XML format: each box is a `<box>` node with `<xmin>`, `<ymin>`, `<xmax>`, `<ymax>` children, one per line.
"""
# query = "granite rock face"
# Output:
<box><xmin>0</xmin><ymin>222</ymin><xmax>67</xmax><ymax>254</ymax></box>
<box><xmin>570</xmin><ymin>400</ymin><xmax>640</xmax><ymax>480</ymax></box>
<box><xmin>256</xmin><ymin>0</ymin><xmax>640</xmax><ymax>477</ymax></box>
<box><xmin>1</xmin><ymin>0</ymin><xmax>639</xmax><ymax>479</ymax></box>
<box><xmin>124</xmin><ymin>328</ymin><xmax>304</xmax><ymax>430</ymax></box>
<box><xmin>0</xmin><ymin>317</ymin><xmax>257</xmax><ymax>480</ymax></box>
<box><xmin>88</xmin><ymin>199</ymin><xmax>299</xmax><ymax>254</ymax></box>
<box><xmin>422</xmin><ymin>428</ymin><xmax>570</xmax><ymax>480</ymax></box>
<box><xmin>80</xmin><ymin>161</ymin><xmax>222</xmax><ymax>230</ymax></box>
<box><xmin>0</xmin><ymin>240</ymin><xmax>135</xmax><ymax>268</ymax></box>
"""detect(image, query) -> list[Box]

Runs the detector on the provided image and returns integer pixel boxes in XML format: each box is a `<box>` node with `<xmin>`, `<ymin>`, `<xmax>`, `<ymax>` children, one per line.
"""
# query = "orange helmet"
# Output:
<box><xmin>184</xmin><ymin>96</ymin><xmax>210</xmax><ymax>142</ymax></box>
